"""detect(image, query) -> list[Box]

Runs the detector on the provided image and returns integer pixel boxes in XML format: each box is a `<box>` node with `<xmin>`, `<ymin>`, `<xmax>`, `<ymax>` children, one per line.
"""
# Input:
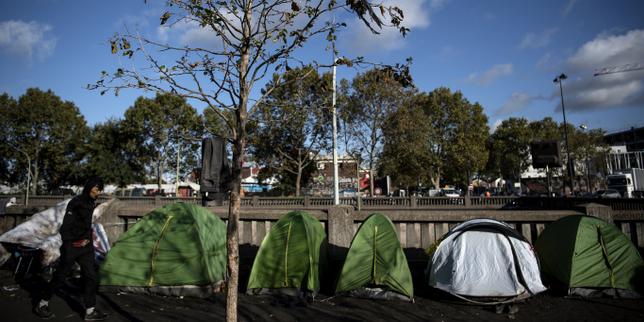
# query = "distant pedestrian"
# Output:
<box><xmin>485</xmin><ymin>191</ymin><xmax>491</xmax><ymax>198</ymax></box>
<box><xmin>34</xmin><ymin>177</ymin><xmax>108</xmax><ymax>321</ymax></box>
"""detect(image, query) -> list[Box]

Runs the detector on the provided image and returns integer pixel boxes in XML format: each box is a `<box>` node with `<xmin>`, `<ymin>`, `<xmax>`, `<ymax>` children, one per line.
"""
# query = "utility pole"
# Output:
<box><xmin>332</xmin><ymin>56</ymin><xmax>340</xmax><ymax>205</ymax></box>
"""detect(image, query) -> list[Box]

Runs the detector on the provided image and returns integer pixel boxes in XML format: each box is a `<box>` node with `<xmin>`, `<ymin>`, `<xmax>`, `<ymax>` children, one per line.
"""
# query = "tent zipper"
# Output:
<box><xmin>596</xmin><ymin>226</ymin><xmax>615</xmax><ymax>288</ymax></box>
<box><xmin>284</xmin><ymin>221</ymin><xmax>292</xmax><ymax>286</ymax></box>
<box><xmin>372</xmin><ymin>225</ymin><xmax>378</xmax><ymax>281</ymax></box>
<box><xmin>149</xmin><ymin>215</ymin><xmax>174</xmax><ymax>287</ymax></box>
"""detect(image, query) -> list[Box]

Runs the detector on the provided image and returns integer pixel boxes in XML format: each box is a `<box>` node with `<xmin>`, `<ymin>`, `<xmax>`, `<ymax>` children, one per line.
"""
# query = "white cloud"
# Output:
<box><xmin>567</xmin><ymin>29</ymin><xmax>644</xmax><ymax>71</ymax></box>
<box><xmin>157</xmin><ymin>19</ymin><xmax>224</xmax><ymax>50</ymax></box>
<box><xmin>467</xmin><ymin>63</ymin><xmax>513</xmax><ymax>85</ymax></box>
<box><xmin>519</xmin><ymin>28</ymin><xmax>557</xmax><ymax>49</ymax></box>
<box><xmin>0</xmin><ymin>20</ymin><xmax>57</xmax><ymax>61</ymax></box>
<box><xmin>496</xmin><ymin>92</ymin><xmax>532</xmax><ymax>116</ymax></box>
<box><xmin>562</xmin><ymin>0</ymin><xmax>579</xmax><ymax>16</ymax></box>
<box><xmin>556</xmin><ymin>29</ymin><xmax>644</xmax><ymax>112</ymax></box>
<box><xmin>342</xmin><ymin>0</ymin><xmax>436</xmax><ymax>53</ymax></box>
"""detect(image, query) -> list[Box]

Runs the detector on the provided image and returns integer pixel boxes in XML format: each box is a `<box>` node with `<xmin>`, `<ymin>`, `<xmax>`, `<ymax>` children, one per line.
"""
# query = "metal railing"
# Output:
<box><xmin>3</xmin><ymin>194</ymin><xmax>644</xmax><ymax>213</ymax></box>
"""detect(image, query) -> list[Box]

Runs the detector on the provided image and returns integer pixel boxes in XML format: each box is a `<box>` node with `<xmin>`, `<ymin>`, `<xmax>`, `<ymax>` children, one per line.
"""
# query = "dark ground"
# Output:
<box><xmin>1</xmin><ymin>265</ymin><xmax>643</xmax><ymax>322</ymax></box>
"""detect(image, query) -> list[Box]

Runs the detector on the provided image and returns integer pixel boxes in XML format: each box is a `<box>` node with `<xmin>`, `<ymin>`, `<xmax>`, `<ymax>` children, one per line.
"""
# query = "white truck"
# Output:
<box><xmin>606</xmin><ymin>168</ymin><xmax>644</xmax><ymax>198</ymax></box>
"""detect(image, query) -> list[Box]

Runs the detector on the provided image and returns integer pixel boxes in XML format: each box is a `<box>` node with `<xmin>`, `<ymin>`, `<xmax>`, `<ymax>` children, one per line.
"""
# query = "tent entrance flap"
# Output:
<box><xmin>335</xmin><ymin>213</ymin><xmax>414</xmax><ymax>301</ymax></box>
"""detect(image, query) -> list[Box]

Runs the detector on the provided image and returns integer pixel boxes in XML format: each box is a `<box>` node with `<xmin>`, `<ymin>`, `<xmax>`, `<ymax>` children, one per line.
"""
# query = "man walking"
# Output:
<box><xmin>34</xmin><ymin>177</ymin><xmax>108</xmax><ymax>321</ymax></box>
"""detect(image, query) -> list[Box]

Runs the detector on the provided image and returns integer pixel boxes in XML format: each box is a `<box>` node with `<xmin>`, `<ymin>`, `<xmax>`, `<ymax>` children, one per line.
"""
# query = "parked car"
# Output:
<box><xmin>441</xmin><ymin>189</ymin><xmax>460</xmax><ymax>198</ymax></box>
<box><xmin>593</xmin><ymin>189</ymin><xmax>621</xmax><ymax>198</ymax></box>
<box><xmin>340</xmin><ymin>188</ymin><xmax>358</xmax><ymax>197</ymax></box>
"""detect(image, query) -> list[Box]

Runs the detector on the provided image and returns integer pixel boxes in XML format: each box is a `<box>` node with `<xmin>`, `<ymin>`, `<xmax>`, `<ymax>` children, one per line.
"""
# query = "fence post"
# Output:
<box><xmin>155</xmin><ymin>195</ymin><xmax>161</xmax><ymax>207</ymax></box>
<box><xmin>304</xmin><ymin>195</ymin><xmax>310</xmax><ymax>208</ymax></box>
<box><xmin>252</xmin><ymin>195</ymin><xmax>259</xmax><ymax>207</ymax></box>
<box><xmin>464</xmin><ymin>195</ymin><xmax>471</xmax><ymax>208</ymax></box>
<box><xmin>577</xmin><ymin>203</ymin><xmax>613</xmax><ymax>224</ymax></box>
<box><xmin>410</xmin><ymin>195</ymin><xmax>417</xmax><ymax>208</ymax></box>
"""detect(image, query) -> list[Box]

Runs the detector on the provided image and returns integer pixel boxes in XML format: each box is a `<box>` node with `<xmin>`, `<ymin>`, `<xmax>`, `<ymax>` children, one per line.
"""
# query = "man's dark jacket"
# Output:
<box><xmin>58</xmin><ymin>187</ymin><xmax>96</xmax><ymax>242</ymax></box>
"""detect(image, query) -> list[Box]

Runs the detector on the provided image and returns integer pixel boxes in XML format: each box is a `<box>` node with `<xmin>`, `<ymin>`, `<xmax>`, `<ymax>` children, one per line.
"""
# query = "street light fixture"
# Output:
<box><xmin>553</xmin><ymin>73</ymin><xmax>574</xmax><ymax>195</ymax></box>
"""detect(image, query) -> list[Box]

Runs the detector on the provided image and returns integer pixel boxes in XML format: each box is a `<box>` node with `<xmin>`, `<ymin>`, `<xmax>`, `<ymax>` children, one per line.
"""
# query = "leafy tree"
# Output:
<box><xmin>250</xmin><ymin>66</ymin><xmax>332</xmax><ymax>196</ymax></box>
<box><xmin>486</xmin><ymin>117</ymin><xmax>532</xmax><ymax>182</ymax></box>
<box><xmin>0</xmin><ymin>93</ymin><xmax>17</xmax><ymax>184</ymax></box>
<box><xmin>379</xmin><ymin>97</ymin><xmax>433</xmax><ymax>189</ymax></box>
<box><xmin>121</xmin><ymin>93</ymin><xmax>202</xmax><ymax>191</ymax></box>
<box><xmin>381</xmin><ymin>88</ymin><xmax>489</xmax><ymax>188</ymax></box>
<box><xmin>441</xmin><ymin>96</ymin><xmax>489</xmax><ymax>188</ymax></box>
<box><xmin>567</xmin><ymin>126</ymin><xmax>610</xmax><ymax>191</ymax></box>
<box><xmin>343</xmin><ymin>67</ymin><xmax>413</xmax><ymax>195</ymax></box>
<box><xmin>403</xmin><ymin>88</ymin><xmax>489</xmax><ymax>189</ymax></box>
<box><xmin>203</xmin><ymin>107</ymin><xmax>230</xmax><ymax>138</ymax></box>
<box><xmin>1</xmin><ymin>88</ymin><xmax>89</xmax><ymax>194</ymax></box>
<box><xmin>83</xmin><ymin>119</ymin><xmax>144</xmax><ymax>187</ymax></box>
<box><xmin>91</xmin><ymin>1</ymin><xmax>407</xmax><ymax>319</ymax></box>
<box><xmin>528</xmin><ymin>117</ymin><xmax>560</xmax><ymax>141</ymax></box>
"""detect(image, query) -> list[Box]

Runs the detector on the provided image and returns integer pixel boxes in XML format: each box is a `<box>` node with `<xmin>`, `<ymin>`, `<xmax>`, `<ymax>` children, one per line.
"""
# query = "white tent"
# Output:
<box><xmin>427</xmin><ymin>219</ymin><xmax>546</xmax><ymax>304</ymax></box>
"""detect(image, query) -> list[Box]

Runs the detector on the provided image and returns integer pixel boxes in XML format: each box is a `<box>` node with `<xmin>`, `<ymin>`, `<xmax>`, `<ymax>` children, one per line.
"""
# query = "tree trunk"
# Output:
<box><xmin>369</xmin><ymin>168</ymin><xmax>375</xmax><ymax>196</ymax></box>
<box><xmin>31</xmin><ymin>161</ymin><xmax>39</xmax><ymax>195</ymax></box>
<box><xmin>431</xmin><ymin>167</ymin><xmax>441</xmax><ymax>189</ymax></box>
<box><xmin>295</xmin><ymin>166</ymin><xmax>302</xmax><ymax>197</ymax></box>
<box><xmin>226</xmin><ymin>3</ymin><xmax>252</xmax><ymax>321</ymax></box>
<box><xmin>157</xmin><ymin>154</ymin><xmax>164</xmax><ymax>192</ymax></box>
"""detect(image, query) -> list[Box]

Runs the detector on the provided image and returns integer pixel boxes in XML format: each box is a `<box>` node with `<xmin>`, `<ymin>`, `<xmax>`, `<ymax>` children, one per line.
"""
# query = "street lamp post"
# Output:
<box><xmin>332</xmin><ymin>57</ymin><xmax>340</xmax><ymax>205</ymax></box>
<box><xmin>553</xmin><ymin>73</ymin><xmax>574</xmax><ymax>195</ymax></box>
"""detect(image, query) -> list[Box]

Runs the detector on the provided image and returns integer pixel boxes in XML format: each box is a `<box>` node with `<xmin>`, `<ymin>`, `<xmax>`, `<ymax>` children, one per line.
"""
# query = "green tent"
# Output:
<box><xmin>336</xmin><ymin>213</ymin><xmax>413</xmax><ymax>301</ymax></box>
<box><xmin>100</xmin><ymin>203</ymin><xmax>227</xmax><ymax>297</ymax></box>
<box><xmin>247</xmin><ymin>211</ymin><xmax>326</xmax><ymax>296</ymax></box>
<box><xmin>535</xmin><ymin>215</ymin><xmax>643</xmax><ymax>297</ymax></box>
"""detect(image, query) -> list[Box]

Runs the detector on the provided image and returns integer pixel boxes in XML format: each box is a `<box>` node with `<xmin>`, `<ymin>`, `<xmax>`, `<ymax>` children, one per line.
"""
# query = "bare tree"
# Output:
<box><xmin>90</xmin><ymin>1</ymin><xmax>407</xmax><ymax>320</ymax></box>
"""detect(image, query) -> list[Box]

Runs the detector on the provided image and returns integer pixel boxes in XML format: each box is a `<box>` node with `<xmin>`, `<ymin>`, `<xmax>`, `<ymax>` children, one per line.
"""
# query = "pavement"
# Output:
<box><xmin>1</xmin><ymin>269</ymin><xmax>643</xmax><ymax>322</ymax></box>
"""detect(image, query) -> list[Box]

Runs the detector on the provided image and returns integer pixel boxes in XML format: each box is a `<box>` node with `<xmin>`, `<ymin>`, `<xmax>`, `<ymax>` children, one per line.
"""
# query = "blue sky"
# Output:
<box><xmin>1</xmin><ymin>0</ymin><xmax>643</xmax><ymax>134</ymax></box>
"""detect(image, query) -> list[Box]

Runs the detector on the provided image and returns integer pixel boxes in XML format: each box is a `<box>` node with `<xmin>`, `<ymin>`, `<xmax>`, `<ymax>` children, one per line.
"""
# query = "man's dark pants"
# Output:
<box><xmin>42</xmin><ymin>242</ymin><xmax>97</xmax><ymax>308</ymax></box>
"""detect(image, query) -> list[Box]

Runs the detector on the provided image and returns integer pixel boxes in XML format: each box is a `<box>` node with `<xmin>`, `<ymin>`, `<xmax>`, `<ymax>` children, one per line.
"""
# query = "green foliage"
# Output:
<box><xmin>82</xmin><ymin>119</ymin><xmax>143</xmax><ymax>187</ymax></box>
<box><xmin>379</xmin><ymin>88</ymin><xmax>489</xmax><ymax>189</ymax></box>
<box><xmin>249</xmin><ymin>66</ymin><xmax>332</xmax><ymax>196</ymax></box>
<box><xmin>486</xmin><ymin>117</ymin><xmax>533</xmax><ymax>182</ymax></box>
<box><xmin>121</xmin><ymin>93</ymin><xmax>203</xmax><ymax>188</ymax></box>
<box><xmin>0</xmin><ymin>93</ymin><xmax>17</xmax><ymax>183</ymax></box>
<box><xmin>342</xmin><ymin>68</ymin><xmax>414</xmax><ymax>194</ymax></box>
<box><xmin>0</xmin><ymin>89</ymin><xmax>89</xmax><ymax>193</ymax></box>
<box><xmin>203</xmin><ymin>107</ymin><xmax>230</xmax><ymax>139</ymax></box>
<box><xmin>379</xmin><ymin>98</ymin><xmax>433</xmax><ymax>188</ymax></box>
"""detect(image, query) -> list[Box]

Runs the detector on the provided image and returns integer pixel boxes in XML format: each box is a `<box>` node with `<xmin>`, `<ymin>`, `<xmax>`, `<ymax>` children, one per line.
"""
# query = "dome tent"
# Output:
<box><xmin>427</xmin><ymin>218</ymin><xmax>546</xmax><ymax>304</ymax></box>
<box><xmin>535</xmin><ymin>215</ymin><xmax>644</xmax><ymax>298</ymax></box>
<box><xmin>247</xmin><ymin>211</ymin><xmax>327</xmax><ymax>298</ymax></box>
<box><xmin>99</xmin><ymin>203</ymin><xmax>227</xmax><ymax>297</ymax></box>
<box><xmin>335</xmin><ymin>213</ymin><xmax>413</xmax><ymax>301</ymax></box>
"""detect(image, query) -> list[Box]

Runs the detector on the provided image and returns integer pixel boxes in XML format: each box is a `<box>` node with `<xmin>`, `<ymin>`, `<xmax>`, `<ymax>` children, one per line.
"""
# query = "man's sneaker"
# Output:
<box><xmin>33</xmin><ymin>304</ymin><xmax>55</xmax><ymax>319</ymax></box>
<box><xmin>84</xmin><ymin>308</ymin><xmax>108</xmax><ymax>321</ymax></box>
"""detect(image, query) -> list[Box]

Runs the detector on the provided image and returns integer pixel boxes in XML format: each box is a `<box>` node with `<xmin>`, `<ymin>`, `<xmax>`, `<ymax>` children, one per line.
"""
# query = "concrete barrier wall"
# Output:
<box><xmin>2</xmin><ymin>197</ymin><xmax>643</xmax><ymax>262</ymax></box>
